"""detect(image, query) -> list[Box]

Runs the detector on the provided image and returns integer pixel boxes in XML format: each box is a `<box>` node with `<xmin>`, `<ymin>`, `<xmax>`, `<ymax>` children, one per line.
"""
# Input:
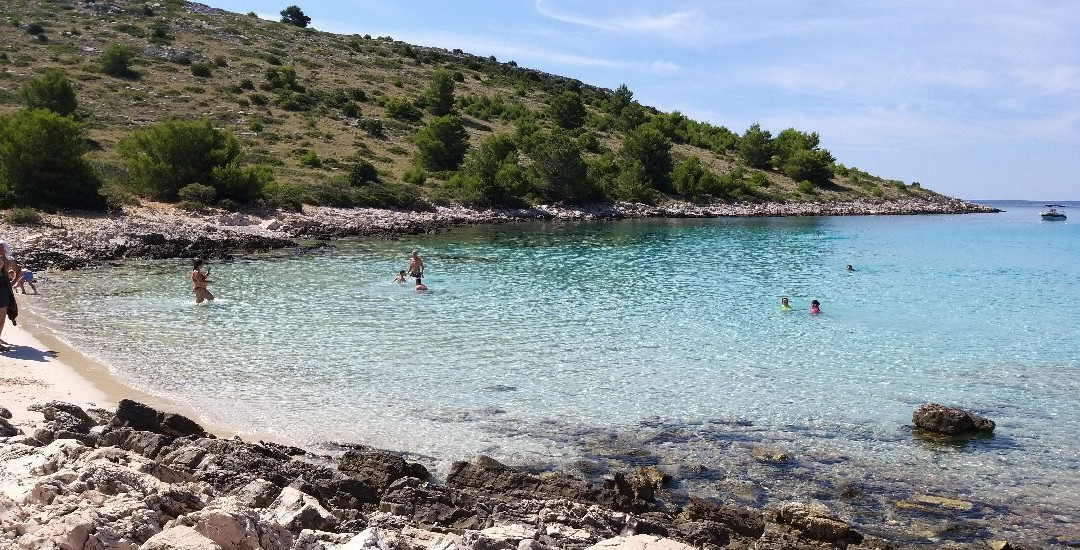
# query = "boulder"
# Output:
<box><xmin>270</xmin><ymin>486</ymin><xmax>339</xmax><ymax>532</ymax></box>
<box><xmin>338</xmin><ymin>447</ymin><xmax>431</xmax><ymax>493</ymax></box>
<box><xmin>677</xmin><ymin>496</ymin><xmax>764</xmax><ymax>538</ymax></box>
<box><xmin>0</xmin><ymin>417</ymin><xmax>19</xmax><ymax>437</ymax></box>
<box><xmin>613</xmin><ymin>466</ymin><xmax>670</xmax><ymax>502</ymax></box>
<box><xmin>447</xmin><ymin>455</ymin><xmax>637</xmax><ymax>512</ymax></box>
<box><xmin>380</xmin><ymin>476</ymin><xmax>482</xmax><ymax>529</ymax></box>
<box><xmin>142</xmin><ymin>526</ymin><xmax>223</xmax><ymax>550</ymax></box>
<box><xmin>912</xmin><ymin>403</ymin><xmax>995</xmax><ymax>436</ymax></box>
<box><xmin>774</xmin><ymin>502</ymin><xmax>863</xmax><ymax>546</ymax></box>
<box><xmin>173</xmin><ymin>499</ymin><xmax>293</xmax><ymax>549</ymax></box>
<box><xmin>111</xmin><ymin>400</ymin><xmax>209</xmax><ymax>438</ymax></box>
<box><xmin>0</xmin><ymin>405</ymin><xmax>11</xmax><ymax>419</ymax></box>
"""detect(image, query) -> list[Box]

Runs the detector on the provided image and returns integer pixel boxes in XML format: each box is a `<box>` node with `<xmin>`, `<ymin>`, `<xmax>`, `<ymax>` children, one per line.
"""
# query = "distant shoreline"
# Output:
<box><xmin>5</xmin><ymin>196</ymin><xmax>999</xmax><ymax>271</ymax></box>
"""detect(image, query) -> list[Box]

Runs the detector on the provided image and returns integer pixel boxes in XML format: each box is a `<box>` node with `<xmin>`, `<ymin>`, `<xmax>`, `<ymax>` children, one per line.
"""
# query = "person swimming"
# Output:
<box><xmin>846</xmin><ymin>264</ymin><xmax>855</xmax><ymax>272</ymax></box>
<box><xmin>393</xmin><ymin>270</ymin><xmax>407</xmax><ymax>284</ymax></box>
<box><xmin>780</xmin><ymin>297</ymin><xmax>792</xmax><ymax>310</ymax></box>
<box><xmin>414</xmin><ymin>277</ymin><xmax>428</xmax><ymax>292</ymax></box>
<box><xmin>810</xmin><ymin>299</ymin><xmax>821</xmax><ymax>314</ymax></box>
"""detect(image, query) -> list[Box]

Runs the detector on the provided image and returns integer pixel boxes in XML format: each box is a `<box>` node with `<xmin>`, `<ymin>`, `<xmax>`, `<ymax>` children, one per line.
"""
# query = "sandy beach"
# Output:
<box><xmin>0</xmin><ymin>305</ymin><xmax>233</xmax><ymax>438</ymax></box>
<box><xmin>0</xmin><ymin>314</ymin><xmax>113</xmax><ymax>426</ymax></box>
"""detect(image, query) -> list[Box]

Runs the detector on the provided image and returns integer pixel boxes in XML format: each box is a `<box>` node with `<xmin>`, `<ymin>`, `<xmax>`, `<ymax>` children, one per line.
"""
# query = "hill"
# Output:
<box><xmin>1</xmin><ymin>0</ymin><xmax>953</xmax><ymax>212</ymax></box>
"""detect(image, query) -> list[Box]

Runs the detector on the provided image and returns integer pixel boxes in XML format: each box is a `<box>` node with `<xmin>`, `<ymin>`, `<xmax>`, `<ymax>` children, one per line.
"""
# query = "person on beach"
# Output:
<box><xmin>810</xmin><ymin>299</ymin><xmax>821</xmax><ymax>314</ymax></box>
<box><xmin>191</xmin><ymin>258</ymin><xmax>214</xmax><ymax>304</ymax></box>
<box><xmin>393</xmin><ymin>270</ymin><xmax>408</xmax><ymax>284</ymax></box>
<box><xmin>0</xmin><ymin>256</ymin><xmax>17</xmax><ymax>352</ymax></box>
<box><xmin>15</xmin><ymin>268</ymin><xmax>37</xmax><ymax>294</ymax></box>
<box><xmin>407</xmin><ymin>250</ymin><xmax>424</xmax><ymax>279</ymax></box>
<box><xmin>780</xmin><ymin>297</ymin><xmax>792</xmax><ymax>310</ymax></box>
<box><xmin>414</xmin><ymin>277</ymin><xmax>428</xmax><ymax>292</ymax></box>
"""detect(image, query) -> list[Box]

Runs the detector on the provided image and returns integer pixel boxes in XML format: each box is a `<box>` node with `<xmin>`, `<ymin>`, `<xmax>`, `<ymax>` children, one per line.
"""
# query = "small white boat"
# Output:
<box><xmin>1040</xmin><ymin>204</ymin><xmax>1067</xmax><ymax>221</ymax></box>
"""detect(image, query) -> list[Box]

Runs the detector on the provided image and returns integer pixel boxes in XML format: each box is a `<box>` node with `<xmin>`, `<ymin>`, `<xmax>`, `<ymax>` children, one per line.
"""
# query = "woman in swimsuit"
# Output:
<box><xmin>192</xmin><ymin>258</ymin><xmax>214</xmax><ymax>304</ymax></box>
<box><xmin>810</xmin><ymin>299</ymin><xmax>821</xmax><ymax>314</ymax></box>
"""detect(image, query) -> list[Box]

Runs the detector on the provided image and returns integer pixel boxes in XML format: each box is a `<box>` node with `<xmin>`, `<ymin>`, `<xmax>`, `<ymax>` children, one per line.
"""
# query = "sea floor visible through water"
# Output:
<box><xmin>25</xmin><ymin>200</ymin><xmax>1080</xmax><ymax>546</ymax></box>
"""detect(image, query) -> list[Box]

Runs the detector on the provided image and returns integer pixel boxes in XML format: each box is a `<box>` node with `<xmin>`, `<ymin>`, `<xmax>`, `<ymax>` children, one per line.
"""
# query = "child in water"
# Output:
<box><xmin>414</xmin><ymin>277</ymin><xmax>428</xmax><ymax>292</ymax></box>
<box><xmin>780</xmin><ymin>297</ymin><xmax>792</xmax><ymax>310</ymax></box>
<box><xmin>393</xmin><ymin>270</ymin><xmax>407</xmax><ymax>284</ymax></box>
<box><xmin>810</xmin><ymin>300</ymin><xmax>821</xmax><ymax>314</ymax></box>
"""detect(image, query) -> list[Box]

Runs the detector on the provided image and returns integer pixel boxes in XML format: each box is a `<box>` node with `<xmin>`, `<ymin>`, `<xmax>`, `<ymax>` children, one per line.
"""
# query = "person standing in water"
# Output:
<box><xmin>192</xmin><ymin>258</ymin><xmax>214</xmax><ymax>304</ymax></box>
<box><xmin>407</xmin><ymin>250</ymin><xmax>424</xmax><ymax>279</ymax></box>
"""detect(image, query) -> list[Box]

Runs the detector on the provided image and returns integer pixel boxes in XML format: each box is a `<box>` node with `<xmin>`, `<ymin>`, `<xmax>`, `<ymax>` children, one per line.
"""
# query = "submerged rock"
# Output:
<box><xmin>912</xmin><ymin>403</ymin><xmax>996</xmax><ymax>436</ymax></box>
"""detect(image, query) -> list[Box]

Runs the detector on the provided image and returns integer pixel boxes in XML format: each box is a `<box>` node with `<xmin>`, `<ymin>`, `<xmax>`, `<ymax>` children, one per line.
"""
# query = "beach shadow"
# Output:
<box><xmin>1</xmin><ymin>344</ymin><xmax>59</xmax><ymax>363</ymax></box>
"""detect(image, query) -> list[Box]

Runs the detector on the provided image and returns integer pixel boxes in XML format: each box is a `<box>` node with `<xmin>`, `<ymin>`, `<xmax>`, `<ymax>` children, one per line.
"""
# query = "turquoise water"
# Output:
<box><xmin>27</xmin><ymin>201</ymin><xmax>1080</xmax><ymax>544</ymax></box>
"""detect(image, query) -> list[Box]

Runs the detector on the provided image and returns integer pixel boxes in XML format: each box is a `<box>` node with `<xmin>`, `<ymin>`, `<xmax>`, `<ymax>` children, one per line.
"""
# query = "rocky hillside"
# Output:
<box><xmin>0</xmin><ymin>0</ymin><xmax>946</xmax><ymax>208</ymax></box>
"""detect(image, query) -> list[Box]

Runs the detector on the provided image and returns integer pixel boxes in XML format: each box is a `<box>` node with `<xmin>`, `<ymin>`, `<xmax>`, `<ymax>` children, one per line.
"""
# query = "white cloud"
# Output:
<box><xmin>533</xmin><ymin>0</ymin><xmax>708</xmax><ymax>42</ymax></box>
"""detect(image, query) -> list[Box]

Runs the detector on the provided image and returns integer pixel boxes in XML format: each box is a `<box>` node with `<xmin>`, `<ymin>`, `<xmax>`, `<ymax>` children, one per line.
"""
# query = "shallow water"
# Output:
<box><xmin>28</xmin><ymin>200</ymin><xmax>1080</xmax><ymax>545</ymax></box>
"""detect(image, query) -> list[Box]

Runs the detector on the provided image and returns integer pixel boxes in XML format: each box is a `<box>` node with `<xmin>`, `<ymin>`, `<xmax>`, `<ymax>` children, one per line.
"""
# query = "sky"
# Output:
<box><xmin>203</xmin><ymin>1</ymin><xmax>1080</xmax><ymax>201</ymax></box>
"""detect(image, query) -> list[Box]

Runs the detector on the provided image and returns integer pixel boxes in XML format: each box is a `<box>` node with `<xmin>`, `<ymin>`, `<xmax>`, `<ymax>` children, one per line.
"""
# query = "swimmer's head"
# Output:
<box><xmin>193</xmin><ymin>258</ymin><xmax>204</xmax><ymax>268</ymax></box>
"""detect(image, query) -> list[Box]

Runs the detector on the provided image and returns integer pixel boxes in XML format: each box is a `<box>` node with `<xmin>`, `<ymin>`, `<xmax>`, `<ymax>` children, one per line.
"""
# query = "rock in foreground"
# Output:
<box><xmin>912</xmin><ymin>403</ymin><xmax>996</xmax><ymax>436</ymax></box>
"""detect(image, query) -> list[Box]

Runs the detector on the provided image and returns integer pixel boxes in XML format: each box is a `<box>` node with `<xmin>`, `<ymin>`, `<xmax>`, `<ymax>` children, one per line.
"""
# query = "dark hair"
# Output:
<box><xmin>193</xmin><ymin>258</ymin><xmax>204</xmax><ymax>268</ymax></box>
<box><xmin>811</xmin><ymin>300</ymin><xmax>820</xmax><ymax>306</ymax></box>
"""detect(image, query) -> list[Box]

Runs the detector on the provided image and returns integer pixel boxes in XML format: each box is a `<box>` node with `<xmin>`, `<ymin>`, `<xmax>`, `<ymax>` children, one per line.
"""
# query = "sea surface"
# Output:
<box><xmin>27</xmin><ymin>200</ymin><xmax>1080</xmax><ymax>546</ymax></box>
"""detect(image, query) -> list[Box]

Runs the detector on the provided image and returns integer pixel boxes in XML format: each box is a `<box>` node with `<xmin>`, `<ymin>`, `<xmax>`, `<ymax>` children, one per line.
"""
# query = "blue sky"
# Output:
<box><xmin>205</xmin><ymin>1</ymin><xmax>1080</xmax><ymax>200</ymax></box>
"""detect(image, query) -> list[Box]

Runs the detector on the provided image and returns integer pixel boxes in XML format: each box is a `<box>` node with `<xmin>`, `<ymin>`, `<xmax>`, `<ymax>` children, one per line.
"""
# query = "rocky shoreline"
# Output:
<box><xmin>2</xmin><ymin>196</ymin><xmax>998</xmax><ymax>270</ymax></box>
<box><xmin>0</xmin><ymin>399</ymin><xmax>1027</xmax><ymax>549</ymax></box>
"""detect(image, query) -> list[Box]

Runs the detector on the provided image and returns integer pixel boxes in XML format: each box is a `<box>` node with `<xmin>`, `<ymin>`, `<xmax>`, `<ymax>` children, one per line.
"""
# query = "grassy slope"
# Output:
<box><xmin>0</xmin><ymin>0</ymin><xmax>939</xmax><ymax>205</ymax></box>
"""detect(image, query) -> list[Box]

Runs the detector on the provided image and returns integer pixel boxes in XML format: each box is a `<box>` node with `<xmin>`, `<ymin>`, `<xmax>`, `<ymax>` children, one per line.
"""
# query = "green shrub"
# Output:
<box><xmin>176</xmin><ymin>200</ymin><xmax>204</xmax><ymax>212</ymax></box>
<box><xmin>118</xmin><ymin>118</ymin><xmax>243</xmax><ymax>201</ymax></box>
<box><xmin>264</xmin><ymin>180</ymin><xmax>310</xmax><ymax>211</ymax></box>
<box><xmin>177</xmin><ymin>183</ymin><xmax>217</xmax><ymax>204</ymax></box>
<box><xmin>414</xmin><ymin>115</ymin><xmax>468</xmax><ymax>171</ymax></box>
<box><xmin>4</xmin><ymin>207</ymin><xmax>42</xmax><ymax>225</ymax></box>
<box><xmin>403</xmin><ymin>165</ymin><xmax>426</xmax><ymax>185</ymax></box>
<box><xmin>20</xmin><ymin>68</ymin><xmax>77</xmax><ymax>116</ymax></box>
<box><xmin>149</xmin><ymin>19</ymin><xmax>170</xmax><ymax>41</ymax></box>
<box><xmin>298</xmin><ymin>150</ymin><xmax>322</xmax><ymax>167</ymax></box>
<box><xmin>190</xmin><ymin>62</ymin><xmax>212</xmax><ymax>77</ymax></box>
<box><xmin>100</xmin><ymin>44</ymin><xmax>137</xmax><ymax>78</ymax></box>
<box><xmin>384</xmin><ymin>96</ymin><xmax>421</xmax><ymax>121</ymax></box>
<box><xmin>797</xmin><ymin>180</ymin><xmax>814</xmax><ymax>194</ymax></box>
<box><xmin>348</xmin><ymin>160</ymin><xmax>379</xmax><ymax>186</ymax></box>
<box><xmin>213</xmin><ymin>55</ymin><xmax>228</xmax><ymax>67</ymax></box>
<box><xmin>26</xmin><ymin>23</ymin><xmax>45</xmax><ymax>36</ymax></box>
<box><xmin>359</xmin><ymin>118</ymin><xmax>384</xmax><ymax>137</ymax></box>
<box><xmin>114</xmin><ymin>23</ymin><xmax>143</xmax><ymax>37</ymax></box>
<box><xmin>217</xmin><ymin>198</ymin><xmax>239</xmax><ymax>211</ymax></box>
<box><xmin>99</xmin><ymin>180</ymin><xmax>136</xmax><ymax>209</ymax></box>
<box><xmin>0</xmin><ymin>109</ymin><xmax>103</xmax><ymax>209</ymax></box>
